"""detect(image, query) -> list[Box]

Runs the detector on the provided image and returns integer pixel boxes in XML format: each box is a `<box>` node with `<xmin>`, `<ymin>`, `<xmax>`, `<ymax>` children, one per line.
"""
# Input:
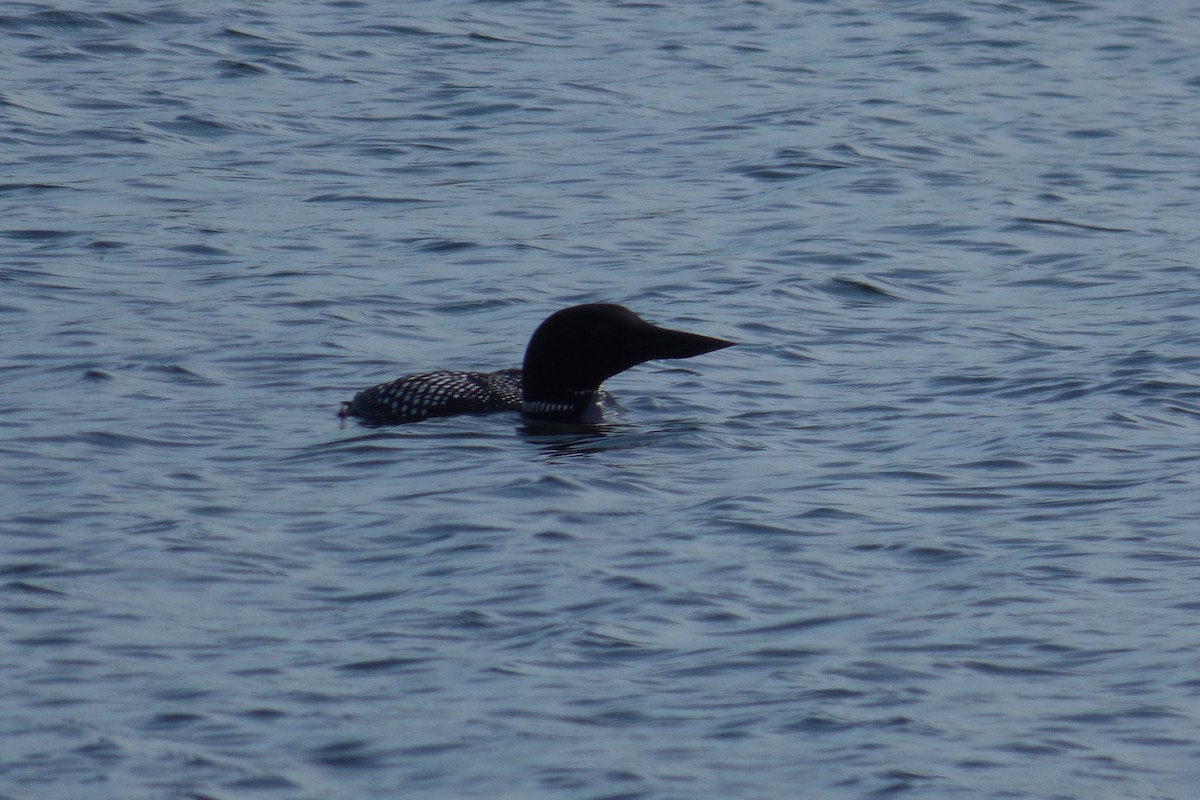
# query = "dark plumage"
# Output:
<box><xmin>339</xmin><ymin>304</ymin><xmax>733</xmax><ymax>425</ymax></box>
<box><xmin>339</xmin><ymin>368</ymin><xmax>522</xmax><ymax>423</ymax></box>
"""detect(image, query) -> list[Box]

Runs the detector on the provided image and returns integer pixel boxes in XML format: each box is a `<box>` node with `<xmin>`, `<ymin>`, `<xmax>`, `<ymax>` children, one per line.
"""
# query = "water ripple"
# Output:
<box><xmin>5</xmin><ymin>2</ymin><xmax>1200</xmax><ymax>799</ymax></box>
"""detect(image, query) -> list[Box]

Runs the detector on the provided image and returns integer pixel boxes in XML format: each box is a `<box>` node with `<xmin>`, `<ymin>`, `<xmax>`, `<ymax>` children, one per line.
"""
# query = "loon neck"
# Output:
<box><xmin>521</xmin><ymin>387</ymin><xmax>601</xmax><ymax>423</ymax></box>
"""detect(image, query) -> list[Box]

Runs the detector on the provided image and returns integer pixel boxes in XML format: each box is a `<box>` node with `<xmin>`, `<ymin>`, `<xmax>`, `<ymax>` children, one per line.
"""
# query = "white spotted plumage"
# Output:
<box><xmin>341</xmin><ymin>369</ymin><xmax>522</xmax><ymax>424</ymax></box>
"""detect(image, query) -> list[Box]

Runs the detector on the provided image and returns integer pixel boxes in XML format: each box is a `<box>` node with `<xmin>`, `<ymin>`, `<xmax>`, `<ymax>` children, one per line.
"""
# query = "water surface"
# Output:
<box><xmin>4</xmin><ymin>2</ymin><xmax>1200</xmax><ymax>798</ymax></box>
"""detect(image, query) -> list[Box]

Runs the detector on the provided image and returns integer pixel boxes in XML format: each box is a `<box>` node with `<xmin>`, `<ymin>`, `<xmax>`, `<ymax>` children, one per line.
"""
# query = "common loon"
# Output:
<box><xmin>339</xmin><ymin>303</ymin><xmax>733</xmax><ymax>425</ymax></box>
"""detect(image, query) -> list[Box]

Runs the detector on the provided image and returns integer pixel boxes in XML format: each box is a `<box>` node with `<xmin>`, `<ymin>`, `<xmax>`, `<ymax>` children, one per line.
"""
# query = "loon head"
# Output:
<box><xmin>521</xmin><ymin>303</ymin><xmax>734</xmax><ymax>421</ymax></box>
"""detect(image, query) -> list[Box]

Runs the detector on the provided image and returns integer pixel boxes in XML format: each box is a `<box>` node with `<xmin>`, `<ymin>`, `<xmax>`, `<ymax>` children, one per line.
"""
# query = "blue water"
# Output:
<box><xmin>4</xmin><ymin>2</ymin><xmax>1200</xmax><ymax>798</ymax></box>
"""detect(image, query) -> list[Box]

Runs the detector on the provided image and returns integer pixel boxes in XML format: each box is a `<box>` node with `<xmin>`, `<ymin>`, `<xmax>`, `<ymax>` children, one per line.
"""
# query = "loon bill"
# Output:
<box><xmin>339</xmin><ymin>303</ymin><xmax>733</xmax><ymax>425</ymax></box>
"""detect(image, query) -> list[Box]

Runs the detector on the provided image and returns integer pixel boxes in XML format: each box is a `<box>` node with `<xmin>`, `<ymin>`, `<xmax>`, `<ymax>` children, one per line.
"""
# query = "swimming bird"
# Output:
<box><xmin>339</xmin><ymin>303</ymin><xmax>733</xmax><ymax>425</ymax></box>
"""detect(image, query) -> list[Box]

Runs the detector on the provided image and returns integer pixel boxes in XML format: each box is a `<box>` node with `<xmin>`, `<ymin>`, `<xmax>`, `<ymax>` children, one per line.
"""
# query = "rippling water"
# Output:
<box><xmin>5</xmin><ymin>2</ymin><xmax>1200</xmax><ymax>798</ymax></box>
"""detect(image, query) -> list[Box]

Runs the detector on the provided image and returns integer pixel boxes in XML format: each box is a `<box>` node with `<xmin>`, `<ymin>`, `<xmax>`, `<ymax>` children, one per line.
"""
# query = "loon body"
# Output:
<box><xmin>340</xmin><ymin>303</ymin><xmax>733</xmax><ymax>425</ymax></box>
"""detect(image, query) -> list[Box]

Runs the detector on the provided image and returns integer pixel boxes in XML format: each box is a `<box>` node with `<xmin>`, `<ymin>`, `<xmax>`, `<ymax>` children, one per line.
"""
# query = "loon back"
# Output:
<box><xmin>340</xmin><ymin>303</ymin><xmax>733</xmax><ymax>425</ymax></box>
<box><xmin>338</xmin><ymin>368</ymin><xmax>522</xmax><ymax>425</ymax></box>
